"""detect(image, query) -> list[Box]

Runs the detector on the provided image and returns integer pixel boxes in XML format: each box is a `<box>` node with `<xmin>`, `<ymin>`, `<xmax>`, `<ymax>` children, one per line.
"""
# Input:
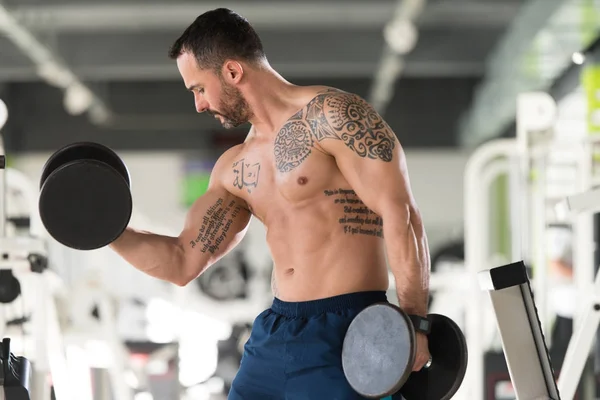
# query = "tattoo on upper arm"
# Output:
<box><xmin>324</xmin><ymin>188</ymin><xmax>384</xmax><ymax>238</ymax></box>
<box><xmin>274</xmin><ymin>89</ymin><xmax>396</xmax><ymax>173</ymax></box>
<box><xmin>189</xmin><ymin>198</ymin><xmax>244</xmax><ymax>254</ymax></box>
<box><xmin>232</xmin><ymin>158</ymin><xmax>261</xmax><ymax>193</ymax></box>
<box><xmin>323</xmin><ymin>93</ymin><xmax>395</xmax><ymax>162</ymax></box>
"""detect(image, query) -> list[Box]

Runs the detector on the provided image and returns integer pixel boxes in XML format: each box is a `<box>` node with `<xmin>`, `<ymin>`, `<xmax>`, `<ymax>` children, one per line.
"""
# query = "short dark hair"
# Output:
<box><xmin>168</xmin><ymin>8</ymin><xmax>266</xmax><ymax>71</ymax></box>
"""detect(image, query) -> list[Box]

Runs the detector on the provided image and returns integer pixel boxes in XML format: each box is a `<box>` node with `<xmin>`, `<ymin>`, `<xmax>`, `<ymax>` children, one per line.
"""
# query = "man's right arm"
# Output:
<box><xmin>110</xmin><ymin>152</ymin><xmax>252</xmax><ymax>286</ymax></box>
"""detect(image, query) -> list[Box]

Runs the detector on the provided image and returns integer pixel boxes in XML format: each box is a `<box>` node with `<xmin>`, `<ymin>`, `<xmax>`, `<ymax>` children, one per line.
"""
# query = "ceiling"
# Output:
<box><xmin>0</xmin><ymin>0</ymin><xmax>530</xmax><ymax>151</ymax></box>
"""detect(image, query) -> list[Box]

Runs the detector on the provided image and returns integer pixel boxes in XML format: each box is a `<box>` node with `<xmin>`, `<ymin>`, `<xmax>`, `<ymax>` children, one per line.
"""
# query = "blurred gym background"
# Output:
<box><xmin>0</xmin><ymin>0</ymin><xmax>597</xmax><ymax>399</ymax></box>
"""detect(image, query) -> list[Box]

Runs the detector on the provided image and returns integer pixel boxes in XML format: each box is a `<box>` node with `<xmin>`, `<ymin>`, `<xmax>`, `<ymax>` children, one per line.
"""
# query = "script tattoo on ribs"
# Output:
<box><xmin>232</xmin><ymin>158</ymin><xmax>261</xmax><ymax>193</ymax></box>
<box><xmin>324</xmin><ymin>188</ymin><xmax>384</xmax><ymax>238</ymax></box>
<box><xmin>274</xmin><ymin>89</ymin><xmax>396</xmax><ymax>173</ymax></box>
<box><xmin>189</xmin><ymin>198</ymin><xmax>243</xmax><ymax>254</ymax></box>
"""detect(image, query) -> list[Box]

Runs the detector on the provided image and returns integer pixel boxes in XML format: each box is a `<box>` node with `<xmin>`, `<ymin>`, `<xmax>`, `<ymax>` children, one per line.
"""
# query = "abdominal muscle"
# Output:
<box><xmin>266</xmin><ymin>210</ymin><xmax>390</xmax><ymax>302</ymax></box>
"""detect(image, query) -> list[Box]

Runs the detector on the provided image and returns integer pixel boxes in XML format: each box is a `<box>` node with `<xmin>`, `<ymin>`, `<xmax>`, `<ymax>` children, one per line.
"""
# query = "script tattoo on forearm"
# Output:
<box><xmin>274</xmin><ymin>89</ymin><xmax>396</xmax><ymax>173</ymax></box>
<box><xmin>232</xmin><ymin>158</ymin><xmax>261</xmax><ymax>193</ymax></box>
<box><xmin>189</xmin><ymin>198</ymin><xmax>243</xmax><ymax>254</ymax></box>
<box><xmin>324</xmin><ymin>188</ymin><xmax>384</xmax><ymax>238</ymax></box>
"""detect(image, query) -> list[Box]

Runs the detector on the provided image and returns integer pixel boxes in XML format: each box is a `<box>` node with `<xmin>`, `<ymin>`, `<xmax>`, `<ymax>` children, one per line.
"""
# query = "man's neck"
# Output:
<box><xmin>242</xmin><ymin>67</ymin><xmax>301</xmax><ymax>134</ymax></box>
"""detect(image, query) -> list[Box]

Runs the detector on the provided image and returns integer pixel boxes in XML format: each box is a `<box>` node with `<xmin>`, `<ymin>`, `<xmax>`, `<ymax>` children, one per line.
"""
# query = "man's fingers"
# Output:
<box><xmin>411</xmin><ymin>353</ymin><xmax>431</xmax><ymax>371</ymax></box>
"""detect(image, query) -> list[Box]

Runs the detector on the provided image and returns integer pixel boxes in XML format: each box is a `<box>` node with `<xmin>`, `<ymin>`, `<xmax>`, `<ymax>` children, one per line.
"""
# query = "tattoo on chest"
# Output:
<box><xmin>324</xmin><ymin>188</ymin><xmax>384</xmax><ymax>238</ymax></box>
<box><xmin>273</xmin><ymin>113</ymin><xmax>314</xmax><ymax>173</ymax></box>
<box><xmin>232</xmin><ymin>158</ymin><xmax>261</xmax><ymax>193</ymax></box>
<box><xmin>274</xmin><ymin>89</ymin><xmax>396</xmax><ymax>173</ymax></box>
<box><xmin>189</xmin><ymin>198</ymin><xmax>243</xmax><ymax>254</ymax></box>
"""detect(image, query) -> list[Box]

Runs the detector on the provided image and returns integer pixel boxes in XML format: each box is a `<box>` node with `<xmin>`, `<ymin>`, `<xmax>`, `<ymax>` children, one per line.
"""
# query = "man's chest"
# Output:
<box><xmin>222</xmin><ymin>142</ymin><xmax>339</xmax><ymax>219</ymax></box>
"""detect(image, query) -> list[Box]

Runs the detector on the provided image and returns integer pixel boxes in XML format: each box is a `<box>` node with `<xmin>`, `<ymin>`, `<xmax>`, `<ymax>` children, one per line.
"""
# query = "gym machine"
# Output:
<box><xmin>459</xmin><ymin>90</ymin><xmax>575</xmax><ymax>399</ymax></box>
<box><xmin>550</xmin><ymin>185</ymin><xmax>600</xmax><ymax>399</ymax></box>
<box><xmin>0</xmin><ymin>104</ymin><xmax>123</xmax><ymax>400</ymax></box>
<box><xmin>470</xmin><ymin>76</ymin><xmax>600</xmax><ymax>399</ymax></box>
<box><xmin>0</xmin><ymin>101</ymin><xmax>35</xmax><ymax>399</ymax></box>
<box><xmin>478</xmin><ymin>261</ymin><xmax>560</xmax><ymax>400</ymax></box>
<box><xmin>0</xmin><ymin>338</ymin><xmax>32</xmax><ymax>400</ymax></box>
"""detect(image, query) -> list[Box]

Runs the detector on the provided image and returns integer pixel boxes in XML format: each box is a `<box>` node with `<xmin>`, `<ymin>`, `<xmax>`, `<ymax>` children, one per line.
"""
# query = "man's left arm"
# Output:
<box><xmin>311</xmin><ymin>90</ymin><xmax>431</xmax><ymax>317</ymax></box>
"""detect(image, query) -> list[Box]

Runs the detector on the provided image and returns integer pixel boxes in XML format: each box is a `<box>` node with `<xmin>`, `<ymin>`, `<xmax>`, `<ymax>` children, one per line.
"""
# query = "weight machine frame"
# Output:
<box><xmin>460</xmin><ymin>91</ymin><xmax>594</xmax><ymax>399</ymax></box>
<box><xmin>479</xmin><ymin>261</ymin><xmax>560</xmax><ymax>400</ymax></box>
<box><xmin>0</xmin><ymin>144</ymin><xmax>73</xmax><ymax>400</ymax></box>
<box><xmin>475</xmin><ymin>91</ymin><xmax>600</xmax><ymax>400</ymax></box>
<box><xmin>550</xmin><ymin>186</ymin><xmax>600</xmax><ymax>400</ymax></box>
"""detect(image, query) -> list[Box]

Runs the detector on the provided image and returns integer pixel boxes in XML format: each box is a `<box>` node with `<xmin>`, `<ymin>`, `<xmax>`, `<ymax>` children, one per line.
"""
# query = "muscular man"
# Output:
<box><xmin>111</xmin><ymin>8</ymin><xmax>431</xmax><ymax>399</ymax></box>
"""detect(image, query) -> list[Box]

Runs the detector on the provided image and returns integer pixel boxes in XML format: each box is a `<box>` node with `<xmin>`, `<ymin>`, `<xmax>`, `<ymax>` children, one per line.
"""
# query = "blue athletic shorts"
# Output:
<box><xmin>228</xmin><ymin>290</ymin><xmax>400</xmax><ymax>400</ymax></box>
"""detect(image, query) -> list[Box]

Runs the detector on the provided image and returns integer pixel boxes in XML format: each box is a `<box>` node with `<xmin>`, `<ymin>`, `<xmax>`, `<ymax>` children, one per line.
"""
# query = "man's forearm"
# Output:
<box><xmin>385</xmin><ymin>211</ymin><xmax>430</xmax><ymax>317</ymax></box>
<box><xmin>110</xmin><ymin>227</ymin><xmax>187</xmax><ymax>285</ymax></box>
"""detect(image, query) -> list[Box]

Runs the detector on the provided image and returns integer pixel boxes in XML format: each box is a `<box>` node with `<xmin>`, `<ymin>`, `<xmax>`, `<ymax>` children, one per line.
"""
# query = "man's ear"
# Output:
<box><xmin>222</xmin><ymin>61</ymin><xmax>244</xmax><ymax>84</ymax></box>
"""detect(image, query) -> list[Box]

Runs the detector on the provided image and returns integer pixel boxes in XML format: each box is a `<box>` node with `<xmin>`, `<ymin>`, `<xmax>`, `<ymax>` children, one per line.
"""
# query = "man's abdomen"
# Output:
<box><xmin>267</xmin><ymin>224</ymin><xmax>389</xmax><ymax>302</ymax></box>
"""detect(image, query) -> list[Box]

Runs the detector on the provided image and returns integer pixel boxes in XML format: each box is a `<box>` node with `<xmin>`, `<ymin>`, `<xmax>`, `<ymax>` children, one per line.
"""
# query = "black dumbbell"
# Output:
<box><xmin>39</xmin><ymin>142</ymin><xmax>132</xmax><ymax>250</ymax></box>
<box><xmin>342</xmin><ymin>303</ymin><xmax>468</xmax><ymax>399</ymax></box>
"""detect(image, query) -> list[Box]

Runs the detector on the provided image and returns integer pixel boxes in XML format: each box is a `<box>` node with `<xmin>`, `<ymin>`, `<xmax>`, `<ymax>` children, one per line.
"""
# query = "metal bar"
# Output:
<box><xmin>460</xmin><ymin>138</ymin><xmax>517</xmax><ymax>399</ymax></box>
<box><xmin>556</xmin><ymin>256</ymin><xmax>600</xmax><ymax>399</ymax></box>
<box><xmin>479</xmin><ymin>261</ymin><xmax>560</xmax><ymax>400</ymax></box>
<box><xmin>555</xmin><ymin>187</ymin><xmax>600</xmax><ymax>218</ymax></box>
<box><xmin>0</xmin><ymin>136</ymin><xmax>6</xmax><ymax>239</ymax></box>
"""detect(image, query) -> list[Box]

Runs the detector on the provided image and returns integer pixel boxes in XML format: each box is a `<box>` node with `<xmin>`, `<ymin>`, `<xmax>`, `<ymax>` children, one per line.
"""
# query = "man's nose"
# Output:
<box><xmin>195</xmin><ymin>95</ymin><xmax>209</xmax><ymax>113</ymax></box>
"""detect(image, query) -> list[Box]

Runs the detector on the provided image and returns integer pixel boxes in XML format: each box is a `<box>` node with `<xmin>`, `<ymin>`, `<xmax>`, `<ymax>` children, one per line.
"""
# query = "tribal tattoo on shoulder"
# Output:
<box><xmin>274</xmin><ymin>88</ymin><xmax>396</xmax><ymax>173</ymax></box>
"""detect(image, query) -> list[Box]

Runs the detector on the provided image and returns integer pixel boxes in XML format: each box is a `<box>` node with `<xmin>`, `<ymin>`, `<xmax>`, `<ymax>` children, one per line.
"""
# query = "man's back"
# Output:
<box><xmin>217</xmin><ymin>86</ymin><xmax>390</xmax><ymax>301</ymax></box>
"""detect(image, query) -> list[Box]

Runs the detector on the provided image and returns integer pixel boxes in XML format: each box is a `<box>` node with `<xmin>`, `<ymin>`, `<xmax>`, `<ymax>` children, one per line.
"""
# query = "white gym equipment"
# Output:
<box><xmin>458</xmin><ymin>90</ymin><xmax>582</xmax><ymax>399</ymax></box>
<box><xmin>0</xmin><ymin>130</ymin><xmax>73</xmax><ymax>399</ymax></box>
<box><xmin>479</xmin><ymin>261</ymin><xmax>560</xmax><ymax>400</ymax></box>
<box><xmin>465</xmin><ymin>85</ymin><xmax>600</xmax><ymax>400</ymax></box>
<box><xmin>0</xmin><ymin>99</ymin><xmax>137</xmax><ymax>400</ymax></box>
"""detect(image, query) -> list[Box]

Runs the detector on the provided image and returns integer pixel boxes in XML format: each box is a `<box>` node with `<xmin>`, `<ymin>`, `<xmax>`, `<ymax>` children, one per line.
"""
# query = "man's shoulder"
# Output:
<box><xmin>213</xmin><ymin>144</ymin><xmax>245</xmax><ymax>174</ymax></box>
<box><xmin>301</xmin><ymin>86</ymin><xmax>370</xmax><ymax>113</ymax></box>
<box><xmin>206</xmin><ymin>144</ymin><xmax>255</xmax><ymax>202</ymax></box>
<box><xmin>304</xmin><ymin>85</ymin><xmax>353</xmax><ymax>99</ymax></box>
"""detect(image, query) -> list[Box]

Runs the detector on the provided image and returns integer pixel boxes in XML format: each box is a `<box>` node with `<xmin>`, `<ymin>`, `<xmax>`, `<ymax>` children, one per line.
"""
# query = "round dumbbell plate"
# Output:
<box><xmin>342</xmin><ymin>303</ymin><xmax>415</xmax><ymax>398</ymax></box>
<box><xmin>39</xmin><ymin>143</ymin><xmax>132</xmax><ymax>250</ymax></box>
<box><xmin>400</xmin><ymin>314</ymin><xmax>468</xmax><ymax>400</ymax></box>
<box><xmin>40</xmin><ymin>141</ymin><xmax>130</xmax><ymax>189</ymax></box>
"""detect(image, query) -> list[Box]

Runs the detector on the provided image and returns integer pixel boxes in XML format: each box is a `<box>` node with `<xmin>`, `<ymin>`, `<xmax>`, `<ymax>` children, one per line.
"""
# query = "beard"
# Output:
<box><xmin>210</xmin><ymin>79</ymin><xmax>253</xmax><ymax>129</ymax></box>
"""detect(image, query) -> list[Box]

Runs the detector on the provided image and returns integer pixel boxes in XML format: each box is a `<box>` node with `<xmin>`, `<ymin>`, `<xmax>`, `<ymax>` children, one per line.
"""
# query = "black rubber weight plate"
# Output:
<box><xmin>39</xmin><ymin>160</ymin><xmax>132</xmax><ymax>250</ymax></box>
<box><xmin>400</xmin><ymin>314</ymin><xmax>468</xmax><ymax>400</ymax></box>
<box><xmin>342</xmin><ymin>303</ymin><xmax>415</xmax><ymax>398</ymax></box>
<box><xmin>40</xmin><ymin>142</ymin><xmax>130</xmax><ymax>189</ymax></box>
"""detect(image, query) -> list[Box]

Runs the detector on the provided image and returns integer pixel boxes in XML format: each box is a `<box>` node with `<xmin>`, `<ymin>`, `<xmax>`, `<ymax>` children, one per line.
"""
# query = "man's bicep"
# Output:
<box><xmin>179</xmin><ymin>187</ymin><xmax>251</xmax><ymax>278</ymax></box>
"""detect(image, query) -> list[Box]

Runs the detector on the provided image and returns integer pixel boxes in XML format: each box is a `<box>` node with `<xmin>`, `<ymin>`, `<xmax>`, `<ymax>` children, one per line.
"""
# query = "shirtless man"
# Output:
<box><xmin>110</xmin><ymin>8</ymin><xmax>431</xmax><ymax>399</ymax></box>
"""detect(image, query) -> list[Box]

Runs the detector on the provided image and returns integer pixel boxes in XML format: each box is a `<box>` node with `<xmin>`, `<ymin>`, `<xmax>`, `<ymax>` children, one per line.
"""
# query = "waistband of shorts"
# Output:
<box><xmin>271</xmin><ymin>291</ymin><xmax>388</xmax><ymax>318</ymax></box>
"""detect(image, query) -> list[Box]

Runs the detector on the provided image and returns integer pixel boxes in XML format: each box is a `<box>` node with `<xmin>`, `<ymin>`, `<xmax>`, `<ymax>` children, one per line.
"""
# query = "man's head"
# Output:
<box><xmin>169</xmin><ymin>8</ymin><xmax>265</xmax><ymax>128</ymax></box>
